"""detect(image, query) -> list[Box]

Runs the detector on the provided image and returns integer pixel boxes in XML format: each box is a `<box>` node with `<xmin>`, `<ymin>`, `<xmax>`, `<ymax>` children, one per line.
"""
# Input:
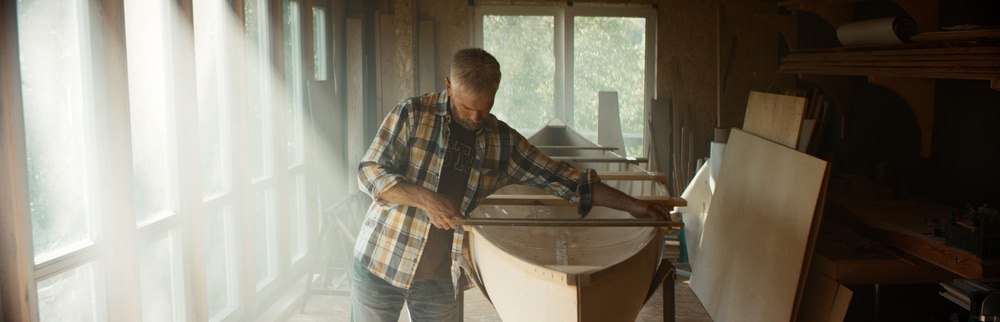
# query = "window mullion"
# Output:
<box><xmin>644</xmin><ymin>11</ymin><xmax>657</xmax><ymax>158</ymax></box>
<box><xmin>90</xmin><ymin>0</ymin><xmax>143</xmax><ymax>320</ymax></box>
<box><xmin>170</xmin><ymin>0</ymin><xmax>210</xmax><ymax>320</ymax></box>
<box><xmin>231</xmin><ymin>0</ymin><xmax>252</xmax><ymax>308</ymax></box>
<box><xmin>557</xmin><ymin>9</ymin><xmax>571</xmax><ymax>127</ymax></box>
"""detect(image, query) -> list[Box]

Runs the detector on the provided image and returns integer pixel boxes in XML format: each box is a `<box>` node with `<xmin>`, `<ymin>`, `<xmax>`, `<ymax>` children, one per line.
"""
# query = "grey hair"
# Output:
<box><xmin>449</xmin><ymin>48</ymin><xmax>501</xmax><ymax>97</ymax></box>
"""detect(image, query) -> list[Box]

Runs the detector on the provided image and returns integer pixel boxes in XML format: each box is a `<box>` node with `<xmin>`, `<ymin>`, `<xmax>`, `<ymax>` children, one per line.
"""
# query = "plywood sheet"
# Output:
<box><xmin>742</xmin><ymin>91</ymin><xmax>807</xmax><ymax>149</ymax></box>
<box><xmin>796</xmin><ymin>270</ymin><xmax>853</xmax><ymax>322</ymax></box>
<box><xmin>676</xmin><ymin>161</ymin><xmax>713</xmax><ymax>269</ymax></box>
<box><xmin>689</xmin><ymin>129</ymin><xmax>830</xmax><ymax>322</ymax></box>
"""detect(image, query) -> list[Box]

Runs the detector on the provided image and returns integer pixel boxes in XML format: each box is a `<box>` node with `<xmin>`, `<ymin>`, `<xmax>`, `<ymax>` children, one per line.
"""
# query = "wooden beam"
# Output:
<box><xmin>452</xmin><ymin>218</ymin><xmax>683</xmax><ymax>228</ymax></box>
<box><xmin>535</xmin><ymin>145</ymin><xmax>619</xmax><ymax>151</ymax></box>
<box><xmin>599</xmin><ymin>171</ymin><xmax>668</xmax><ymax>184</ymax></box>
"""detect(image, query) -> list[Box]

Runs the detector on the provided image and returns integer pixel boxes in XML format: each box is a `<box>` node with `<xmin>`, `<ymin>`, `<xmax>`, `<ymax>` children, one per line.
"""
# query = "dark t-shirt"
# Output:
<box><xmin>413</xmin><ymin>119</ymin><xmax>476</xmax><ymax>279</ymax></box>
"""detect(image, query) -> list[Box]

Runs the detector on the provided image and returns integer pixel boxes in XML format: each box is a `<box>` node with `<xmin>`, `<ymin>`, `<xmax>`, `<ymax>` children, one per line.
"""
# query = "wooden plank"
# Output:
<box><xmin>742</xmin><ymin>91</ymin><xmax>808</xmax><ymax>149</ymax></box>
<box><xmin>482</xmin><ymin>194</ymin><xmax>687</xmax><ymax>208</ymax></box>
<box><xmin>689</xmin><ymin>129</ymin><xmax>830</xmax><ymax>322</ymax></box>
<box><xmin>535</xmin><ymin>145</ymin><xmax>618</xmax><ymax>151</ymax></box>
<box><xmin>548</xmin><ymin>156</ymin><xmax>649</xmax><ymax>163</ymax></box>
<box><xmin>911</xmin><ymin>29</ymin><xmax>1000</xmax><ymax>43</ymax></box>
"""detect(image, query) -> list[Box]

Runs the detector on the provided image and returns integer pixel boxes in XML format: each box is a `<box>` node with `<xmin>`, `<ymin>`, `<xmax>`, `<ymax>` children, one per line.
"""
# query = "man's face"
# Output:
<box><xmin>446</xmin><ymin>77</ymin><xmax>495</xmax><ymax>131</ymax></box>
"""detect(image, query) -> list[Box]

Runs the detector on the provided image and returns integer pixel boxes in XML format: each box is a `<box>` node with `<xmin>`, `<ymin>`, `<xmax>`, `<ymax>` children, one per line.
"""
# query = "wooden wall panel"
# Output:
<box><xmin>346</xmin><ymin>18</ymin><xmax>365</xmax><ymax>182</ymax></box>
<box><xmin>1</xmin><ymin>1</ymin><xmax>37</xmax><ymax>320</ymax></box>
<box><xmin>417</xmin><ymin>20</ymin><xmax>436</xmax><ymax>94</ymax></box>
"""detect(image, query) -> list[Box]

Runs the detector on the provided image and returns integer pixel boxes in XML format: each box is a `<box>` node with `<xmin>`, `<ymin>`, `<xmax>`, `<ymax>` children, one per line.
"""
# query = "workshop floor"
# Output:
<box><xmin>285</xmin><ymin>263</ymin><xmax>712</xmax><ymax>322</ymax></box>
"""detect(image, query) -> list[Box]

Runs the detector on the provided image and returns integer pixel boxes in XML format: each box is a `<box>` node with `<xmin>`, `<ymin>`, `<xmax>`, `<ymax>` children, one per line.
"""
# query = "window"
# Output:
<box><xmin>474</xmin><ymin>6</ymin><xmax>656</xmax><ymax>157</ymax></box>
<box><xmin>284</xmin><ymin>0</ymin><xmax>310</xmax><ymax>264</ymax></box>
<box><xmin>5</xmin><ymin>0</ymin><xmax>328</xmax><ymax>320</ymax></box>
<box><xmin>245</xmin><ymin>0</ymin><xmax>279</xmax><ymax>292</ymax></box>
<box><xmin>313</xmin><ymin>6</ymin><xmax>328</xmax><ymax>81</ymax></box>
<box><xmin>124</xmin><ymin>0</ymin><xmax>187</xmax><ymax>321</ymax></box>
<box><xmin>18</xmin><ymin>1</ymin><xmax>108</xmax><ymax>321</ymax></box>
<box><xmin>193</xmin><ymin>1</ymin><xmax>242</xmax><ymax>320</ymax></box>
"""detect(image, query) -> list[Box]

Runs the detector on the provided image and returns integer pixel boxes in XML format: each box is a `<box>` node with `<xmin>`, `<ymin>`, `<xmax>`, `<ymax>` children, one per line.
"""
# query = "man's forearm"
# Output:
<box><xmin>378</xmin><ymin>182</ymin><xmax>439</xmax><ymax>211</ymax></box>
<box><xmin>591</xmin><ymin>182</ymin><xmax>642</xmax><ymax>214</ymax></box>
<box><xmin>591</xmin><ymin>182</ymin><xmax>670</xmax><ymax>220</ymax></box>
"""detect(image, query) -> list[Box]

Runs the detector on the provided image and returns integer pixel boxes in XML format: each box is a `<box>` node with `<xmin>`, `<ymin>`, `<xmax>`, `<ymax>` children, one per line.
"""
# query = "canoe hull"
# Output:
<box><xmin>465</xmin><ymin>119</ymin><xmax>670</xmax><ymax>321</ymax></box>
<box><xmin>467</xmin><ymin>204</ymin><xmax>663</xmax><ymax>322</ymax></box>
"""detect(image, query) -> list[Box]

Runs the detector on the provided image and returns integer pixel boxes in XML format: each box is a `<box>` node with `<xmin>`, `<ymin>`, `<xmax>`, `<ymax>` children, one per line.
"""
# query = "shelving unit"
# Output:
<box><xmin>758</xmin><ymin>0</ymin><xmax>1000</xmax><ymax>282</ymax></box>
<box><xmin>762</xmin><ymin>0</ymin><xmax>1000</xmax><ymax>158</ymax></box>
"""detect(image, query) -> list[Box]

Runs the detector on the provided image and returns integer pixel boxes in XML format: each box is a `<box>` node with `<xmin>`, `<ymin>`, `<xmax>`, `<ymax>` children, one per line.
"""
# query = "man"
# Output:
<box><xmin>352</xmin><ymin>47</ymin><xmax>670</xmax><ymax>322</ymax></box>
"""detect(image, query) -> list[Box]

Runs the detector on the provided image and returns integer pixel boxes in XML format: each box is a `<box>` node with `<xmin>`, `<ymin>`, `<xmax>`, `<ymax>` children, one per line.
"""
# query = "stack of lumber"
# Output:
<box><xmin>686</xmin><ymin>91</ymin><xmax>843</xmax><ymax>322</ymax></box>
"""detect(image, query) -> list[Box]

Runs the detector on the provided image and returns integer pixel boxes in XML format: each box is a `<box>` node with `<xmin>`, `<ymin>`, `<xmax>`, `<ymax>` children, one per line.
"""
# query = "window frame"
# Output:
<box><xmin>472</xmin><ymin>5</ymin><xmax>656</xmax><ymax>156</ymax></box>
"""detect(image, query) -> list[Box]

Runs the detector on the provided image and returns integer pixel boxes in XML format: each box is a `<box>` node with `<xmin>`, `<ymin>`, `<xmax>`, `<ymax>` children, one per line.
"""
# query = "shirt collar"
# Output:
<box><xmin>435</xmin><ymin>89</ymin><xmax>498</xmax><ymax>133</ymax></box>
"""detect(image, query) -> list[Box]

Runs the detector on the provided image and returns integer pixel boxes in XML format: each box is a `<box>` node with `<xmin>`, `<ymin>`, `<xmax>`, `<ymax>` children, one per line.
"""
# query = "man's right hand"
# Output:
<box><xmin>420</xmin><ymin>192</ymin><xmax>463</xmax><ymax>230</ymax></box>
<box><xmin>378</xmin><ymin>182</ymin><xmax>463</xmax><ymax>230</ymax></box>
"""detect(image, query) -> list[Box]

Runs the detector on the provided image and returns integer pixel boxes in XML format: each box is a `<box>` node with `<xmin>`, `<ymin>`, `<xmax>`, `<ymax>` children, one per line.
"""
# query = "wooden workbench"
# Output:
<box><xmin>823</xmin><ymin>174</ymin><xmax>1000</xmax><ymax>279</ymax></box>
<box><xmin>813</xmin><ymin>220</ymin><xmax>957</xmax><ymax>284</ymax></box>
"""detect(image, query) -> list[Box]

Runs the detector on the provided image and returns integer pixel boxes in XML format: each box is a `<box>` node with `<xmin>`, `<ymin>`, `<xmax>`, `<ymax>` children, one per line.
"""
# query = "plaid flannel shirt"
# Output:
<box><xmin>355</xmin><ymin>90</ymin><xmax>599</xmax><ymax>289</ymax></box>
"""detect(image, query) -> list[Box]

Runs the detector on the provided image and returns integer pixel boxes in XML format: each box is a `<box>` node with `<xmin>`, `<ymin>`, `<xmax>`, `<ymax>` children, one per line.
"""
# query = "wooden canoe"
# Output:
<box><xmin>463</xmin><ymin>119</ymin><xmax>681</xmax><ymax>321</ymax></box>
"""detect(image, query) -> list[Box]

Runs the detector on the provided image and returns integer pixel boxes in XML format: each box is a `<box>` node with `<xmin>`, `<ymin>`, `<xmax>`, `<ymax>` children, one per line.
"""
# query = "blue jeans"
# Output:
<box><xmin>351</xmin><ymin>260</ymin><xmax>460</xmax><ymax>322</ymax></box>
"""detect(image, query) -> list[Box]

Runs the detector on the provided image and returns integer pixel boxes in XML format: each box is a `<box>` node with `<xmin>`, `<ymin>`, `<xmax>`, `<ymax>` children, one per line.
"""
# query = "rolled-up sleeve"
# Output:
<box><xmin>574</xmin><ymin>168</ymin><xmax>601</xmax><ymax>216</ymax></box>
<box><xmin>358</xmin><ymin>103</ymin><xmax>410</xmax><ymax>205</ymax></box>
<box><xmin>504</xmin><ymin>132</ymin><xmax>602</xmax><ymax>217</ymax></box>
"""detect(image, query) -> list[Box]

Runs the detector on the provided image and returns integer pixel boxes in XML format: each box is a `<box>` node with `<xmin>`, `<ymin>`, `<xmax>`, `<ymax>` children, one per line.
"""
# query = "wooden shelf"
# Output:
<box><xmin>778</xmin><ymin>0</ymin><xmax>938</xmax><ymax>33</ymax></box>
<box><xmin>779</xmin><ymin>43</ymin><xmax>1000</xmax><ymax>83</ymax></box>
<box><xmin>779</xmin><ymin>42</ymin><xmax>1000</xmax><ymax>157</ymax></box>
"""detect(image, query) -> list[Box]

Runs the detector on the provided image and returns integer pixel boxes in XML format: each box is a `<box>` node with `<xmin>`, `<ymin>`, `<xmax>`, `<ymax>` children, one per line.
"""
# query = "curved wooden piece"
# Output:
<box><xmin>756</xmin><ymin>13</ymin><xmax>798</xmax><ymax>50</ymax></box>
<box><xmin>867</xmin><ymin>76</ymin><xmax>935</xmax><ymax>158</ymax></box>
<box><xmin>889</xmin><ymin>0</ymin><xmax>939</xmax><ymax>33</ymax></box>
<box><xmin>794</xmin><ymin>2</ymin><xmax>853</xmax><ymax>28</ymax></box>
